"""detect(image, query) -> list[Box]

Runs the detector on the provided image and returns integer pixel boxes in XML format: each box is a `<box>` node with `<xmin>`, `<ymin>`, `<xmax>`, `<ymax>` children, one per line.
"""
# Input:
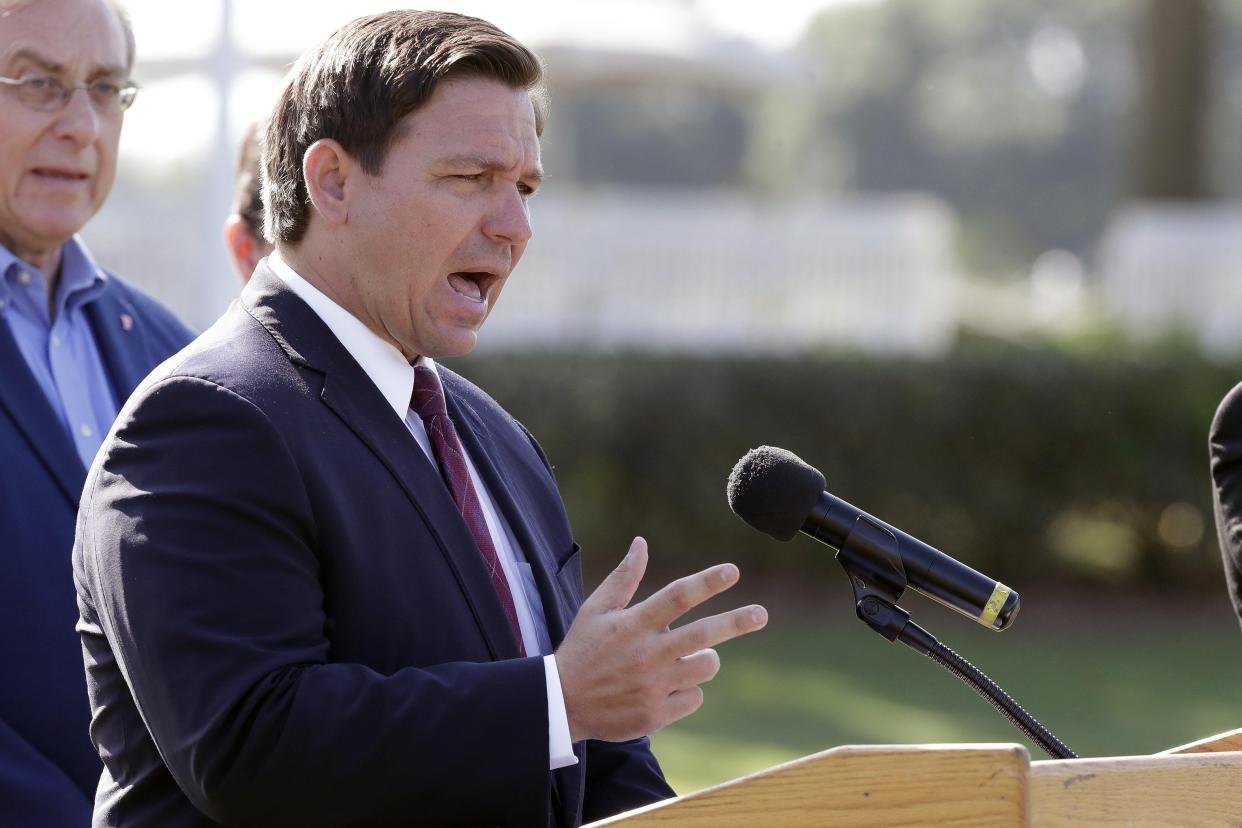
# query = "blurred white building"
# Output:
<box><xmin>492</xmin><ymin>192</ymin><xmax>958</xmax><ymax>354</ymax></box>
<box><xmin>1097</xmin><ymin>202</ymin><xmax>1242</xmax><ymax>354</ymax></box>
<box><xmin>80</xmin><ymin>0</ymin><xmax>960</xmax><ymax>356</ymax></box>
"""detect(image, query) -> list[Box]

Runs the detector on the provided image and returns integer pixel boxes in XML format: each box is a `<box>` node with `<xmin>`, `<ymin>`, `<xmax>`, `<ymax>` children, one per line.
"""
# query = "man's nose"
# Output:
<box><xmin>485</xmin><ymin>187</ymin><xmax>533</xmax><ymax>246</ymax></box>
<box><xmin>53</xmin><ymin>87</ymin><xmax>104</xmax><ymax>146</ymax></box>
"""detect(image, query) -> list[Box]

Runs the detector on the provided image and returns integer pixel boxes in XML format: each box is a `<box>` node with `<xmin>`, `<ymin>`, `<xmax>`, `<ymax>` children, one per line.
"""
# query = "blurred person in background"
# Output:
<box><xmin>0</xmin><ymin>0</ymin><xmax>193</xmax><ymax>823</ymax></box>
<box><xmin>222</xmin><ymin>120</ymin><xmax>271</xmax><ymax>283</ymax></box>
<box><xmin>73</xmin><ymin>10</ymin><xmax>766</xmax><ymax>827</ymax></box>
<box><xmin>1210</xmin><ymin>385</ymin><xmax>1242</xmax><ymax>628</ymax></box>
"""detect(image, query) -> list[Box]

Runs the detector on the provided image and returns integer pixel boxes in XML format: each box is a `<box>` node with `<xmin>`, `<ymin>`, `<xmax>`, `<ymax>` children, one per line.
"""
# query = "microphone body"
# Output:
<box><xmin>804</xmin><ymin>490</ymin><xmax>1019</xmax><ymax>631</ymax></box>
<box><xmin>726</xmin><ymin>446</ymin><xmax>1019</xmax><ymax>631</ymax></box>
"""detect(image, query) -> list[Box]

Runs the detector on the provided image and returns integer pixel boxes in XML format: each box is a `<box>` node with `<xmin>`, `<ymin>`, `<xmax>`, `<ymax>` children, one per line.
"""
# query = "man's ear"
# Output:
<box><xmin>303</xmin><ymin>139</ymin><xmax>354</xmax><ymax>227</ymax></box>
<box><xmin>223</xmin><ymin>215</ymin><xmax>255</xmax><ymax>284</ymax></box>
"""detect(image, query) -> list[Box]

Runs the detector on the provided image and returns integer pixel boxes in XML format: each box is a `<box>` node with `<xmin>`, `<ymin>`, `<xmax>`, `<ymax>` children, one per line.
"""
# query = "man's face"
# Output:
<box><xmin>0</xmin><ymin>0</ymin><xmax>128</xmax><ymax>263</ymax></box>
<box><xmin>340</xmin><ymin>76</ymin><xmax>542</xmax><ymax>360</ymax></box>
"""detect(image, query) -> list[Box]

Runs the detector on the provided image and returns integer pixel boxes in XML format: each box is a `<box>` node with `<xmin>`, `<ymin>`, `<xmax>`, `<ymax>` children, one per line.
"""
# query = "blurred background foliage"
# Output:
<box><xmin>455</xmin><ymin>334</ymin><xmax>1240</xmax><ymax>590</ymax></box>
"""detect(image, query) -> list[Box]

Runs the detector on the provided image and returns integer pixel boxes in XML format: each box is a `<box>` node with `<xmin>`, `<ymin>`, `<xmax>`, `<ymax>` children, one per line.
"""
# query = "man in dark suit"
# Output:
<box><xmin>1211</xmin><ymin>384</ymin><xmax>1242</xmax><ymax>626</ymax></box>
<box><xmin>74</xmin><ymin>10</ymin><xmax>767</xmax><ymax>826</ymax></box>
<box><xmin>0</xmin><ymin>0</ymin><xmax>194</xmax><ymax>823</ymax></box>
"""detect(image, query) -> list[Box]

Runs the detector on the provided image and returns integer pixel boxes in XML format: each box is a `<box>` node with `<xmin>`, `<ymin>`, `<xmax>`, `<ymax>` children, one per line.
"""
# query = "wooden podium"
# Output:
<box><xmin>586</xmin><ymin>729</ymin><xmax>1242</xmax><ymax>827</ymax></box>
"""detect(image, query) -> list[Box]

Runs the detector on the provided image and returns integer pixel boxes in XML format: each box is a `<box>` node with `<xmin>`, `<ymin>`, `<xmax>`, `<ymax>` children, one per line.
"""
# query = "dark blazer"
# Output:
<box><xmin>73</xmin><ymin>263</ymin><xmax>672</xmax><ymax>827</ymax></box>
<box><xmin>0</xmin><ymin>274</ymin><xmax>193</xmax><ymax>826</ymax></box>
<box><xmin>1211</xmin><ymin>382</ymin><xmax>1242</xmax><ymax>625</ymax></box>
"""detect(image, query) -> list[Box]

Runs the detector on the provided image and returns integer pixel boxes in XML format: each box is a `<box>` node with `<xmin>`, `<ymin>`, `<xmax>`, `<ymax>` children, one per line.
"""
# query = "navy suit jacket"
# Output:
<box><xmin>73</xmin><ymin>264</ymin><xmax>672</xmax><ymax>827</ymax></box>
<box><xmin>0</xmin><ymin>274</ymin><xmax>193</xmax><ymax>826</ymax></box>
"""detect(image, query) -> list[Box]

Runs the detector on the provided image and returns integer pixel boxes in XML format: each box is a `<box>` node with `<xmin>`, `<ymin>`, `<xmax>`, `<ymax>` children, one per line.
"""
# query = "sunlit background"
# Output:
<box><xmin>79</xmin><ymin>0</ymin><xmax>1242</xmax><ymax>794</ymax></box>
<box><xmin>88</xmin><ymin>0</ymin><xmax>1242</xmax><ymax>355</ymax></box>
<box><xmin>93</xmin><ymin>0</ymin><xmax>868</xmax><ymax>331</ymax></box>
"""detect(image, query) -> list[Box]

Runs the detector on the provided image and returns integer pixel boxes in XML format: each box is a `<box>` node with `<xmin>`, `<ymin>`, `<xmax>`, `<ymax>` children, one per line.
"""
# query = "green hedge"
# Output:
<box><xmin>451</xmin><ymin>339</ymin><xmax>1242</xmax><ymax>589</ymax></box>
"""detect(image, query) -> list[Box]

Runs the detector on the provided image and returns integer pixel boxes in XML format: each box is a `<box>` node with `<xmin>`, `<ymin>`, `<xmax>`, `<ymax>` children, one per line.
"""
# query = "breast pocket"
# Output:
<box><xmin>555</xmin><ymin>543</ymin><xmax>584</xmax><ymax>607</ymax></box>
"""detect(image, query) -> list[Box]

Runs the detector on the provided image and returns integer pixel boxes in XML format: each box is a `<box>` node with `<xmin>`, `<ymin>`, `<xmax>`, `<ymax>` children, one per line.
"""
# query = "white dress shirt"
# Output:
<box><xmin>268</xmin><ymin>252</ymin><xmax>576</xmax><ymax>770</ymax></box>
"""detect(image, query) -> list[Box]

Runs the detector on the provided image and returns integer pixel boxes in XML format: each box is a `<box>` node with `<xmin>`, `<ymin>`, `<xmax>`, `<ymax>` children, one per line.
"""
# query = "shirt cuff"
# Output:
<box><xmin>544</xmin><ymin>654</ymin><xmax>578</xmax><ymax>770</ymax></box>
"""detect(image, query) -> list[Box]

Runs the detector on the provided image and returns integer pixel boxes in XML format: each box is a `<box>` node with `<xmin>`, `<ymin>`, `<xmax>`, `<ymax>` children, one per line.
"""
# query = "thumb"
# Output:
<box><xmin>584</xmin><ymin>536</ymin><xmax>648</xmax><ymax>613</ymax></box>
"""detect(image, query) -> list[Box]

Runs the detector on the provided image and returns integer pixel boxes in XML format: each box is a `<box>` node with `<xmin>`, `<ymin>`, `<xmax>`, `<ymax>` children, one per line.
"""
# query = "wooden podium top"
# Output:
<box><xmin>587</xmin><ymin>729</ymin><xmax>1242</xmax><ymax>827</ymax></box>
<box><xmin>590</xmin><ymin>743</ymin><xmax>1028</xmax><ymax>827</ymax></box>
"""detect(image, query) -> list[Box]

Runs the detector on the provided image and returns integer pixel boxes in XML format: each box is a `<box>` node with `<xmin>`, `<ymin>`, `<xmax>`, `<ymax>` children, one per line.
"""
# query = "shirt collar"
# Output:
<box><xmin>0</xmin><ymin>236</ymin><xmax>107</xmax><ymax>312</ymax></box>
<box><xmin>268</xmin><ymin>250</ymin><xmax>434</xmax><ymax>421</ymax></box>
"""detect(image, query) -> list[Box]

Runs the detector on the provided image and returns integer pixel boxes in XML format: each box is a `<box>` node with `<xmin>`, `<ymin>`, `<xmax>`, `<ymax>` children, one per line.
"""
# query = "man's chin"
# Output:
<box><xmin>25</xmin><ymin>211</ymin><xmax>93</xmax><ymax>247</ymax></box>
<box><xmin>416</xmin><ymin>327</ymin><xmax>481</xmax><ymax>361</ymax></box>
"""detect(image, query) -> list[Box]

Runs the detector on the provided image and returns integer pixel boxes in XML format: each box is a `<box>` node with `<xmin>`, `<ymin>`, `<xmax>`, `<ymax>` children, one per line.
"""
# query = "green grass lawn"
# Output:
<box><xmin>649</xmin><ymin>584</ymin><xmax>1242</xmax><ymax>794</ymax></box>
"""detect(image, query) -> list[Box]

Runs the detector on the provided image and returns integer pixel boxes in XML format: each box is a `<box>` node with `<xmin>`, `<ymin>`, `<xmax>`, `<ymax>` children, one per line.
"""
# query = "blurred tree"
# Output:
<box><xmin>752</xmin><ymin>0</ymin><xmax>1235</xmax><ymax>276</ymax></box>
<box><xmin>1132</xmin><ymin>0</ymin><xmax>1213</xmax><ymax>199</ymax></box>
<box><xmin>1210</xmin><ymin>2</ymin><xmax>1242</xmax><ymax>194</ymax></box>
<box><xmin>558</xmin><ymin>86</ymin><xmax>750</xmax><ymax>189</ymax></box>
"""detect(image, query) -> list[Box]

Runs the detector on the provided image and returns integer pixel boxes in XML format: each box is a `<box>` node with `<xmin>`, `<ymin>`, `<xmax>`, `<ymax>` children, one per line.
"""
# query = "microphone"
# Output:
<box><xmin>727</xmin><ymin>446</ymin><xmax>1019</xmax><ymax>631</ymax></box>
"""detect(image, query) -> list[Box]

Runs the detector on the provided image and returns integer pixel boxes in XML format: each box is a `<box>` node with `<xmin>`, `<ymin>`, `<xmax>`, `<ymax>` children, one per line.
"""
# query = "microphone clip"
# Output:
<box><xmin>837</xmin><ymin>515</ymin><xmax>933</xmax><ymax>651</ymax></box>
<box><xmin>837</xmin><ymin>513</ymin><xmax>907</xmax><ymax>605</ymax></box>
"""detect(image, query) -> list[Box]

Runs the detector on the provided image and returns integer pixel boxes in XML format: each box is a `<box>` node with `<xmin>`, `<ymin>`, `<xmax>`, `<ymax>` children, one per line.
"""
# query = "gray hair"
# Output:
<box><xmin>0</xmin><ymin>0</ymin><xmax>136</xmax><ymax>71</ymax></box>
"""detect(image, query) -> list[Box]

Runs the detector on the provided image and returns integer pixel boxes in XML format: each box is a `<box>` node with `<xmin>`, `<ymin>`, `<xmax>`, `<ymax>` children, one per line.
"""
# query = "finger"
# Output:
<box><xmin>659</xmin><ymin>605</ymin><xmax>767</xmax><ymax>659</ymax></box>
<box><xmin>669</xmin><ymin>648</ymin><xmax>721</xmax><ymax>688</ymax></box>
<box><xmin>581</xmin><ymin>537</ymin><xmax>648</xmax><ymax>613</ymax></box>
<box><xmin>634</xmin><ymin>563</ymin><xmax>740</xmax><ymax>630</ymax></box>
<box><xmin>661</xmin><ymin>686</ymin><xmax>706</xmax><ymax>728</ymax></box>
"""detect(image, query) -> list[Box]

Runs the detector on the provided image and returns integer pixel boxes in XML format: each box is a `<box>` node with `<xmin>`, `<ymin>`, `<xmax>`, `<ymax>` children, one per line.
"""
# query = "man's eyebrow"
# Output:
<box><xmin>4</xmin><ymin>47</ymin><xmax>126</xmax><ymax>79</ymax></box>
<box><xmin>5</xmin><ymin>48</ymin><xmax>63</xmax><ymax>74</ymax></box>
<box><xmin>441</xmin><ymin>154</ymin><xmax>544</xmax><ymax>185</ymax></box>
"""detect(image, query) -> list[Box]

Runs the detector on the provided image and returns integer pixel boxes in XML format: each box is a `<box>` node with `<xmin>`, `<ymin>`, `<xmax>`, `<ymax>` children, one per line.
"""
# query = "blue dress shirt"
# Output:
<box><xmin>0</xmin><ymin>238</ymin><xmax>119</xmax><ymax>469</ymax></box>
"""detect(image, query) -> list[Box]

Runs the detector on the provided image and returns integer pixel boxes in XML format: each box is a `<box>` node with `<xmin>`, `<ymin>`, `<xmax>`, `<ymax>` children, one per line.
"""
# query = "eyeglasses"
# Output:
<box><xmin>0</xmin><ymin>74</ymin><xmax>139</xmax><ymax>113</ymax></box>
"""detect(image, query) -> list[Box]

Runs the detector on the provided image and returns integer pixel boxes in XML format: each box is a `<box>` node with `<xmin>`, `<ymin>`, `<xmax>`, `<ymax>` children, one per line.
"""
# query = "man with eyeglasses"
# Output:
<box><xmin>0</xmin><ymin>0</ymin><xmax>193</xmax><ymax>823</ymax></box>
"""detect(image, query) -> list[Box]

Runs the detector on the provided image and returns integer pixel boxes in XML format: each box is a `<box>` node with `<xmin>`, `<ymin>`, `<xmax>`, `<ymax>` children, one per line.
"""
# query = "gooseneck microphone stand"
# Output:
<box><xmin>853</xmin><ymin>592</ymin><xmax>1075</xmax><ymax>759</ymax></box>
<box><xmin>838</xmin><ymin>520</ymin><xmax>1076</xmax><ymax>760</ymax></box>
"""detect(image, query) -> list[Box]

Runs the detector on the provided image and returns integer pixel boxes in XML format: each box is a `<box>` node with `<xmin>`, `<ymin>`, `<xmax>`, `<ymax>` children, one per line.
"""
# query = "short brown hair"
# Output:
<box><xmin>231</xmin><ymin>120</ymin><xmax>265</xmax><ymax>239</ymax></box>
<box><xmin>263</xmin><ymin>10</ymin><xmax>547</xmax><ymax>245</ymax></box>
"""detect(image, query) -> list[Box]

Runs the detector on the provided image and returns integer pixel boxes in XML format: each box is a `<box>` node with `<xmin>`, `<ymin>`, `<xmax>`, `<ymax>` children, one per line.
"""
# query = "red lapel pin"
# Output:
<box><xmin>120</xmin><ymin>313</ymin><xmax>134</xmax><ymax>331</ymax></box>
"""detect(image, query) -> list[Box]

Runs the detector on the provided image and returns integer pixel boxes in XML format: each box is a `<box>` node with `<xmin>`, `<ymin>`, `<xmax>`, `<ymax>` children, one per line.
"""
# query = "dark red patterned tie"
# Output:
<box><xmin>411</xmin><ymin>366</ymin><xmax>525</xmax><ymax>655</ymax></box>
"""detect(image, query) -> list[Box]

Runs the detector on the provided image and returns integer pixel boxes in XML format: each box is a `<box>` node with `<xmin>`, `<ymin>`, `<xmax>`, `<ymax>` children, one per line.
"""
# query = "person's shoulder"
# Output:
<box><xmin>440</xmin><ymin>364</ymin><xmax>538</xmax><ymax>439</ymax></box>
<box><xmin>1210</xmin><ymin>382</ymin><xmax>1242</xmax><ymax>462</ymax></box>
<box><xmin>439</xmin><ymin>363</ymin><xmax>555</xmax><ymax>472</ymax></box>
<box><xmin>439</xmin><ymin>364</ymin><xmax>518</xmax><ymax>426</ymax></box>
<box><xmin>100</xmin><ymin>270</ymin><xmax>196</xmax><ymax>345</ymax></box>
<box><xmin>440</xmin><ymin>364</ymin><xmax>493</xmax><ymax>403</ymax></box>
<box><xmin>133</xmin><ymin>300</ymin><xmax>298</xmax><ymax>409</ymax></box>
<box><xmin>1215</xmin><ymin>382</ymin><xmax>1242</xmax><ymax>431</ymax></box>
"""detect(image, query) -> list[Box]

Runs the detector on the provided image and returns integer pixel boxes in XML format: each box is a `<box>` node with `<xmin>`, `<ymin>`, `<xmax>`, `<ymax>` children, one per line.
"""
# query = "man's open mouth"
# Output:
<box><xmin>448</xmin><ymin>271</ymin><xmax>498</xmax><ymax>302</ymax></box>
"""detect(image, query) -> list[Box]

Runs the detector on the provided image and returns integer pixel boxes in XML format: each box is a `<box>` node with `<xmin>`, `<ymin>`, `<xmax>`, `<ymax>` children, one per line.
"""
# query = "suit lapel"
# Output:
<box><xmin>0</xmin><ymin>318</ymin><xmax>83</xmax><ymax>505</ymax></box>
<box><xmin>241</xmin><ymin>265</ymin><xmax>522</xmax><ymax>661</ymax></box>
<box><xmin>84</xmin><ymin>284</ymin><xmax>152</xmax><ymax>406</ymax></box>
<box><xmin>444</xmin><ymin>376</ymin><xmax>586</xmax><ymax>828</ymax></box>
<box><xmin>328</xmin><ymin>366</ymin><xmax>584</xmax><ymax>824</ymax></box>
<box><xmin>445</xmin><ymin>383</ymin><xmax>573</xmax><ymax>645</ymax></box>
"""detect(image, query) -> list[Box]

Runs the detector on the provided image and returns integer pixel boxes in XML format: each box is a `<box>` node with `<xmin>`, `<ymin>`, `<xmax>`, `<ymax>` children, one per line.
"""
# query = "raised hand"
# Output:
<box><xmin>555</xmin><ymin>537</ymin><xmax>768</xmax><ymax>743</ymax></box>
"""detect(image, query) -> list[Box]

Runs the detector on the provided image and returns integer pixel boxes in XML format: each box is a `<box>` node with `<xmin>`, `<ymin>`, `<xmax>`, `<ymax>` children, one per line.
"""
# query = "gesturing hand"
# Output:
<box><xmin>555</xmin><ymin>537</ymin><xmax>768</xmax><ymax>743</ymax></box>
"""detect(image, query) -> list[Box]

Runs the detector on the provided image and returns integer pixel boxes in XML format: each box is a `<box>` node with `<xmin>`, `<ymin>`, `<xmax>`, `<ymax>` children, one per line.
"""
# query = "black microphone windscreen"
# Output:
<box><xmin>727</xmin><ymin>446</ymin><xmax>826</xmax><ymax>542</ymax></box>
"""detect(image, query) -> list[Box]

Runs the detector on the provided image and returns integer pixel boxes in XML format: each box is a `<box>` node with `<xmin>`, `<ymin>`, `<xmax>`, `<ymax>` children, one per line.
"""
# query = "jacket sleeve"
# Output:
<box><xmin>581</xmin><ymin>736</ymin><xmax>676</xmax><ymax>823</ymax></box>
<box><xmin>77</xmin><ymin>374</ymin><xmax>553</xmax><ymax>827</ymax></box>
<box><xmin>1211</xmin><ymin>382</ymin><xmax>1242</xmax><ymax>630</ymax></box>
